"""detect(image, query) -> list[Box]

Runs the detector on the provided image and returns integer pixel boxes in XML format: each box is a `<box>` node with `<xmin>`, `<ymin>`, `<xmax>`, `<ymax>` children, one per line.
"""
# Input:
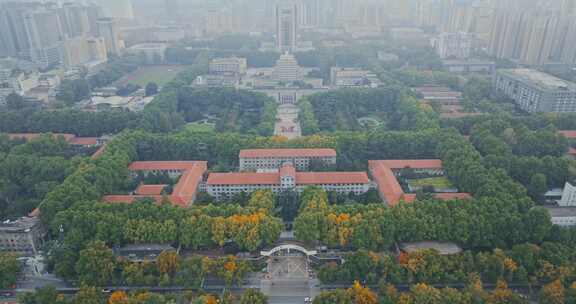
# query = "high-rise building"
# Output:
<box><xmin>23</xmin><ymin>8</ymin><xmax>64</xmax><ymax>68</ymax></box>
<box><xmin>0</xmin><ymin>2</ymin><xmax>42</xmax><ymax>58</ymax></box>
<box><xmin>276</xmin><ymin>1</ymin><xmax>298</xmax><ymax>52</ymax></box>
<box><xmin>61</xmin><ymin>3</ymin><xmax>91</xmax><ymax>38</ymax></box>
<box><xmin>165</xmin><ymin>0</ymin><xmax>180</xmax><ymax>21</ymax></box>
<box><xmin>97</xmin><ymin>17</ymin><xmax>122</xmax><ymax>55</ymax></box>
<box><xmin>97</xmin><ymin>0</ymin><xmax>134</xmax><ymax>20</ymax></box>
<box><xmin>432</xmin><ymin>32</ymin><xmax>475</xmax><ymax>59</ymax></box>
<box><xmin>87</xmin><ymin>37</ymin><xmax>108</xmax><ymax>61</ymax></box>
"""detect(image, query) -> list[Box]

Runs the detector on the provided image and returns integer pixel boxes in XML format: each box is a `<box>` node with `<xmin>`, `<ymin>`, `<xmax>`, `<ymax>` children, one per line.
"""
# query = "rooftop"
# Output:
<box><xmin>129</xmin><ymin>161</ymin><xmax>200</xmax><ymax>171</ymax></box>
<box><xmin>135</xmin><ymin>184</ymin><xmax>167</xmax><ymax>196</ymax></box>
<box><xmin>207</xmin><ymin>164</ymin><xmax>369</xmax><ymax>186</ymax></box>
<box><xmin>569</xmin><ymin>147</ymin><xmax>576</xmax><ymax>156</ymax></box>
<box><xmin>239</xmin><ymin>148</ymin><xmax>337</xmax><ymax>158</ymax></box>
<box><xmin>8</xmin><ymin>133</ymin><xmax>102</xmax><ymax>146</ymax></box>
<box><xmin>499</xmin><ymin>69</ymin><xmax>576</xmax><ymax>91</ymax></box>
<box><xmin>368</xmin><ymin>160</ymin><xmax>471</xmax><ymax>206</ymax></box>
<box><xmin>545</xmin><ymin>206</ymin><xmax>576</xmax><ymax>217</ymax></box>
<box><xmin>105</xmin><ymin>161</ymin><xmax>208</xmax><ymax>207</ymax></box>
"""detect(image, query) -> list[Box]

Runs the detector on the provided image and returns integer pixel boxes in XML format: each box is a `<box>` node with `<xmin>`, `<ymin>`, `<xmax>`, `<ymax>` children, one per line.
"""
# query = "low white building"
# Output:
<box><xmin>560</xmin><ymin>182</ymin><xmax>576</xmax><ymax>206</ymax></box>
<box><xmin>545</xmin><ymin>207</ymin><xmax>576</xmax><ymax>226</ymax></box>
<box><xmin>330</xmin><ymin>67</ymin><xmax>380</xmax><ymax>88</ymax></box>
<box><xmin>206</xmin><ymin>163</ymin><xmax>370</xmax><ymax>200</ymax></box>
<box><xmin>209</xmin><ymin>57</ymin><xmax>247</xmax><ymax>76</ymax></box>
<box><xmin>239</xmin><ymin>148</ymin><xmax>337</xmax><ymax>171</ymax></box>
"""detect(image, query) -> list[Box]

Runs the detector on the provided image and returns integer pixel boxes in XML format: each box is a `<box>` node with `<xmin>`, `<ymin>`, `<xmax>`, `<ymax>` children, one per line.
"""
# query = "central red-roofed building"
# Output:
<box><xmin>103</xmin><ymin>161</ymin><xmax>207</xmax><ymax>207</ymax></box>
<box><xmin>239</xmin><ymin>148</ymin><xmax>337</xmax><ymax>171</ymax></box>
<box><xmin>207</xmin><ymin>163</ymin><xmax>370</xmax><ymax>200</ymax></box>
<box><xmin>369</xmin><ymin>160</ymin><xmax>471</xmax><ymax>206</ymax></box>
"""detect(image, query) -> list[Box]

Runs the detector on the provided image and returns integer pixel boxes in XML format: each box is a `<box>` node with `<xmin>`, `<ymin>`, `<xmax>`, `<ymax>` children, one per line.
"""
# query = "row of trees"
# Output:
<box><xmin>48</xmin><ymin>194</ymin><xmax>281</xmax><ymax>281</ymax></box>
<box><xmin>0</xmin><ymin>134</ymin><xmax>78</xmax><ymax>218</ymax></box>
<box><xmin>19</xmin><ymin>285</ymin><xmax>268</xmax><ymax>304</ymax></box>
<box><xmin>69</xmin><ymin>240</ymin><xmax>252</xmax><ymax>288</ymax></box>
<box><xmin>293</xmin><ymin>187</ymin><xmax>551</xmax><ymax>250</ymax></box>
<box><xmin>318</xmin><ymin>242</ymin><xmax>576</xmax><ymax>286</ymax></box>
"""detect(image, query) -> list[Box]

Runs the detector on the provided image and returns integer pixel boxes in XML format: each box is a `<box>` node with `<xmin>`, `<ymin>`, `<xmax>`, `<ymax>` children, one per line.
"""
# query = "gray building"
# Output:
<box><xmin>0</xmin><ymin>217</ymin><xmax>45</xmax><ymax>256</ymax></box>
<box><xmin>494</xmin><ymin>69</ymin><xmax>576</xmax><ymax>112</ymax></box>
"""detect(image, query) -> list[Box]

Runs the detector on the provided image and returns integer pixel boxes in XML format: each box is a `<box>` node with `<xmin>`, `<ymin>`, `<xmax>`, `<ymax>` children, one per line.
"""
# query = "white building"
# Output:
<box><xmin>494</xmin><ymin>69</ymin><xmax>576</xmax><ymax>113</ymax></box>
<box><xmin>545</xmin><ymin>207</ymin><xmax>576</xmax><ymax>226</ymax></box>
<box><xmin>209</xmin><ymin>57</ymin><xmax>247</xmax><ymax>76</ymax></box>
<box><xmin>432</xmin><ymin>32</ymin><xmax>474</xmax><ymax>59</ymax></box>
<box><xmin>274</xmin><ymin>53</ymin><xmax>302</xmax><ymax>83</ymax></box>
<box><xmin>127</xmin><ymin>43</ymin><xmax>167</xmax><ymax>64</ymax></box>
<box><xmin>239</xmin><ymin>148</ymin><xmax>337</xmax><ymax>171</ymax></box>
<box><xmin>330</xmin><ymin>67</ymin><xmax>379</xmax><ymax>88</ymax></box>
<box><xmin>207</xmin><ymin>163</ymin><xmax>370</xmax><ymax>200</ymax></box>
<box><xmin>560</xmin><ymin>182</ymin><xmax>576</xmax><ymax>207</ymax></box>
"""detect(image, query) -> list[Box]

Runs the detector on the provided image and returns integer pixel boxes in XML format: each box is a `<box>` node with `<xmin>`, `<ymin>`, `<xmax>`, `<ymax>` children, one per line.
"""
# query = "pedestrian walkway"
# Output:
<box><xmin>274</xmin><ymin>104</ymin><xmax>301</xmax><ymax>139</ymax></box>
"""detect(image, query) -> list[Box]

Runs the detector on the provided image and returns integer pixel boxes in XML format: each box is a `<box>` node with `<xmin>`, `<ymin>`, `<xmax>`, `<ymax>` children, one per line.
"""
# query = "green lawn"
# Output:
<box><xmin>184</xmin><ymin>122</ymin><xmax>216</xmax><ymax>133</ymax></box>
<box><xmin>117</xmin><ymin>65</ymin><xmax>187</xmax><ymax>87</ymax></box>
<box><xmin>408</xmin><ymin>177</ymin><xmax>454</xmax><ymax>189</ymax></box>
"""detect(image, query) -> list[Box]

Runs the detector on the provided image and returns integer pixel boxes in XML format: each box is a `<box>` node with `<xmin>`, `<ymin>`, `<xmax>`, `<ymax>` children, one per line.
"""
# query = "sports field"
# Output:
<box><xmin>116</xmin><ymin>65</ymin><xmax>187</xmax><ymax>87</ymax></box>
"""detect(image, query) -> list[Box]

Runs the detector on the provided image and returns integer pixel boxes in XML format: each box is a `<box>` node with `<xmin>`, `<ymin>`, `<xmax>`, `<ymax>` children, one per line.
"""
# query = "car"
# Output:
<box><xmin>304</xmin><ymin>297</ymin><xmax>311</xmax><ymax>303</ymax></box>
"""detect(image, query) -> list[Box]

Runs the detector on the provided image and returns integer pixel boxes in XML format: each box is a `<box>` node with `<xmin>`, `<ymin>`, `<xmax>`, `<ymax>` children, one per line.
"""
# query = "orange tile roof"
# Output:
<box><xmin>559</xmin><ymin>130</ymin><xmax>576</xmax><ymax>139</ymax></box>
<box><xmin>129</xmin><ymin>161</ymin><xmax>199</xmax><ymax>171</ymax></box>
<box><xmin>295</xmin><ymin>172</ymin><xmax>370</xmax><ymax>184</ymax></box>
<box><xmin>239</xmin><ymin>148</ymin><xmax>337</xmax><ymax>158</ymax></box>
<box><xmin>103</xmin><ymin>195</ymin><xmax>164</xmax><ymax>204</ymax></box>
<box><xmin>91</xmin><ymin>144</ymin><xmax>107</xmax><ymax>159</ymax></box>
<box><xmin>8</xmin><ymin>133</ymin><xmax>76</xmax><ymax>142</ymax></box>
<box><xmin>369</xmin><ymin>160</ymin><xmax>471</xmax><ymax>206</ymax></box>
<box><xmin>569</xmin><ymin>147</ymin><xmax>576</xmax><ymax>156</ymax></box>
<box><xmin>104</xmin><ymin>161</ymin><xmax>207</xmax><ymax>207</ymax></box>
<box><xmin>207</xmin><ymin>170</ymin><xmax>370</xmax><ymax>186</ymax></box>
<box><xmin>135</xmin><ymin>184</ymin><xmax>167</xmax><ymax>196</ymax></box>
<box><xmin>378</xmin><ymin>159</ymin><xmax>443</xmax><ymax>169</ymax></box>
<box><xmin>207</xmin><ymin>173</ymin><xmax>280</xmax><ymax>185</ymax></box>
<box><xmin>68</xmin><ymin>137</ymin><xmax>99</xmax><ymax>146</ymax></box>
<box><xmin>171</xmin><ymin>162</ymin><xmax>208</xmax><ymax>207</ymax></box>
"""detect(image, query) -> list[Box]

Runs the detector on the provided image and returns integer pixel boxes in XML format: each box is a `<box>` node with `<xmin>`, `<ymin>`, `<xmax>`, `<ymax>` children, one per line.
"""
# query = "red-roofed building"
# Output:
<box><xmin>239</xmin><ymin>148</ymin><xmax>337</xmax><ymax>171</ymax></box>
<box><xmin>8</xmin><ymin>133</ymin><xmax>109</xmax><ymax>147</ymax></box>
<box><xmin>559</xmin><ymin>130</ymin><xmax>576</xmax><ymax>139</ymax></box>
<box><xmin>103</xmin><ymin>161</ymin><xmax>208</xmax><ymax>207</ymax></box>
<box><xmin>135</xmin><ymin>184</ymin><xmax>167</xmax><ymax>196</ymax></box>
<box><xmin>369</xmin><ymin>160</ymin><xmax>471</xmax><ymax>206</ymax></box>
<box><xmin>207</xmin><ymin>163</ymin><xmax>370</xmax><ymax>200</ymax></box>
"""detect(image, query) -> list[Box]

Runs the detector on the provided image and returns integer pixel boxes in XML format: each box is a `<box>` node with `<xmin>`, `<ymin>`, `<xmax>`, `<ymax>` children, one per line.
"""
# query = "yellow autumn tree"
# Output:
<box><xmin>108</xmin><ymin>290</ymin><xmax>129</xmax><ymax>304</ymax></box>
<box><xmin>346</xmin><ymin>281</ymin><xmax>378</xmax><ymax>304</ymax></box>
<box><xmin>539</xmin><ymin>279</ymin><xmax>565</xmax><ymax>304</ymax></box>
<box><xmin>157</xmin><ymin>250</ymin><xmax>180</xmax><ymax>276</ymax></box>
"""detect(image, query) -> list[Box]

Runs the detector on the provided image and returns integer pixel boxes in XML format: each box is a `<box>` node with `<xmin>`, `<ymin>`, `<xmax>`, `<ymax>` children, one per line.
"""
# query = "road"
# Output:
<box><xmin>274</xmin><ymin>104</ymin><xmax>302</xmax><ymax>139</ymax></box>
